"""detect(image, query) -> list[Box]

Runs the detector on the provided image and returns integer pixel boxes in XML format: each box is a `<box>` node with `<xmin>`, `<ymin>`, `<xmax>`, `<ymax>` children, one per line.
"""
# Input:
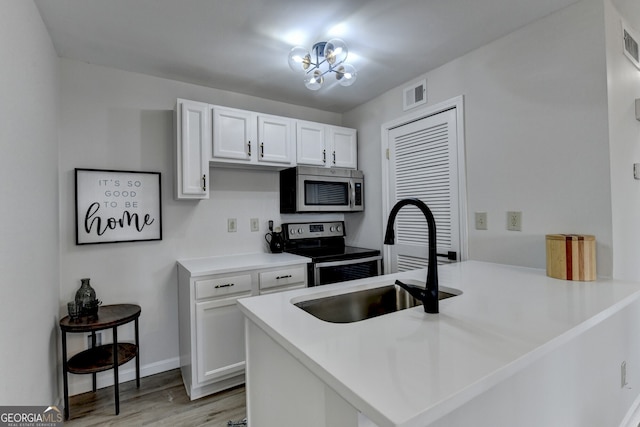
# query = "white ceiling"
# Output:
<box><xmin>35</xmin><ymin>0</ymin><xmax>584</xmax><ymax>113</ymax></box>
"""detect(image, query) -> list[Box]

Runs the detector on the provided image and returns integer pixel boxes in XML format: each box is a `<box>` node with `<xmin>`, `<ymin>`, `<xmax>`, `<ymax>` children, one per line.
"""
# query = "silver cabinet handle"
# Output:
<box><xmin>247</xmin><ymin>141</ymin><xmax>251</xmax><ymax>156</ymax></box>
<box><xmin>333</xmin><ymin>150</ymin><xmax>336</xmax><ymax>164</ymax></box>
<box><xmin>276</xmin><ymin>275</ymin><xmax>292</xmax><ymax>280</ymax></box>
<box><xmin>260</xmin><ymin>142</ymin><xmax>265</xmax><ymax>158</ymax></box>
<box><xmin>323</xmin><ymin>149</ymin><xmax>326</xmax><ymax>164</ymax></box>
<box><xmin>202</xmin><ymin>174</ymin><xmax>206</xmax><ymax>192</ymax></box>
<box><xmin>214</xmin><ymin>283</ymin><xmax>235</xmax><ymax>289</ymax></box>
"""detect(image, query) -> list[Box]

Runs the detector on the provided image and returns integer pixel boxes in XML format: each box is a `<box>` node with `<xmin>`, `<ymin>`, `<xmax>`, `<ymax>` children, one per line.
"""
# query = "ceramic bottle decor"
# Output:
<box><xmin>75</xmin><ymin>278</ymin><xmax>96</xmax><ymax>314</ymax></box>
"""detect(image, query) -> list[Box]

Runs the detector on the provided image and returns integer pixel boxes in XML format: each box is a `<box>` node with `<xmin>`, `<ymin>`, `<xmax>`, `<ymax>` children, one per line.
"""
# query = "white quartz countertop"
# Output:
<box><xmin>237</xmin><ymin>261</ymin><xmax>640</xmax><ymax>427</ymax></box>
<box><xmin>177</xmin><ymin>252</ymin><xmax>311</xmax><ymax>277</ymax></box>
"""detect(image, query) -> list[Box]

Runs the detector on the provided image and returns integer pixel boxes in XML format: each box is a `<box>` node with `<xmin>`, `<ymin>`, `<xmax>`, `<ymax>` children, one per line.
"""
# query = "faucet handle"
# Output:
<box><xmin>395</xmin><ymin>280</ymin><xmax>426</xmax><ymax>301</ymax></box>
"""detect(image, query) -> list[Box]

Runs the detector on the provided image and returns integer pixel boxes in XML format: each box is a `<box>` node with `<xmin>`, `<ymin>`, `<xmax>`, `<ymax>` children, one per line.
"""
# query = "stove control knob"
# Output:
<box><xmin>289</xmin><ymin>228</ymin><xmax>295</xmax><ymax>235</ymax></box>
<box><xmin>298</xmin><ymin>228</ymin><xmax>304</xmax><ymax>234</ymax></box>
<box><xmin>336</xmin><ymin>225</ymin><xmax>342</xmax><ymax>232</ymax></box>
<box><xmin>330</xmin><ymin>226</ymin><xmax>335</xmax><ymax>232</ymax></box>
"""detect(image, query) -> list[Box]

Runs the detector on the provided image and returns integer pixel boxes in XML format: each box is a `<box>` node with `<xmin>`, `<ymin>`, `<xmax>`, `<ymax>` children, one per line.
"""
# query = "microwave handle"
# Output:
<box><xmin>349</xmin><ymin>181</ymin><xmax>354</xmax><ymax>208</ymax></box>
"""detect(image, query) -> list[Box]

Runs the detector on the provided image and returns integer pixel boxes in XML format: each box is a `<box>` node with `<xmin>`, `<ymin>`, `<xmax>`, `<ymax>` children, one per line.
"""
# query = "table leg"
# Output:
<box><xmin>135</xmin><ymin>317</ymin><xmax>140</xmax><ymax>388</ymax></box>
<box><xmin>113</xmin><ymin>326</ymin><xmax>119</xmax><ymax>415</ymax></box>
<box><xmin>62</xmin><ymin>330</ymin><xmax>69</xmax><ymax>420</ymax></box>
<box><xmin>91</xmin><ymin>331</ymin><xmax>97</xmax><ymax>392</ymax></box>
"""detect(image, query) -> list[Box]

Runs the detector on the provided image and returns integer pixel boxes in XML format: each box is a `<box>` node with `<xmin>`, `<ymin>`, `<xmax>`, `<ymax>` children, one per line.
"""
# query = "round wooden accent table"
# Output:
<box><xmin>60</xmin><ymin>304</ymin><xmax>141</xmax><ymax>420</ymax></box>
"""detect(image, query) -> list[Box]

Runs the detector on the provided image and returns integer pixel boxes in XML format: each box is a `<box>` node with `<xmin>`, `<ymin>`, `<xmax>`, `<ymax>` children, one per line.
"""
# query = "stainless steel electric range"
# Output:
<box><xmin>281</xmin><ymin>221</ymin><xmax>382</xmax><ymax>286</ymax></box>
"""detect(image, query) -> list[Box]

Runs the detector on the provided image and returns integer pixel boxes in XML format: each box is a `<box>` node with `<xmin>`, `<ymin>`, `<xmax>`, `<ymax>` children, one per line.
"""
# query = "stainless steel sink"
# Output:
<box><xmin>293</xmin><ymin>280</ymin><xmax>461</xmax><ymax>323</ymax></box>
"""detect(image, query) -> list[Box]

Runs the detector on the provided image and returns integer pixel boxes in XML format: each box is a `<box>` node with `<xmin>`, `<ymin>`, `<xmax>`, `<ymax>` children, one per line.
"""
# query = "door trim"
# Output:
<box><xmin>380</xmin><ymin>95</ymin><xmax>468</xmax><ymax>273</ymax></box>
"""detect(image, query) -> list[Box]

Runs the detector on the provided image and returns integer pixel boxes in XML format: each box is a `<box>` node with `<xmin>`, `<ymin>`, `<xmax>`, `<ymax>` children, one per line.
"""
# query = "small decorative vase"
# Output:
<box><xmin>75</xmin><ymin>278</ymin><xmax>96</xmax><ymax>315</ymax></box>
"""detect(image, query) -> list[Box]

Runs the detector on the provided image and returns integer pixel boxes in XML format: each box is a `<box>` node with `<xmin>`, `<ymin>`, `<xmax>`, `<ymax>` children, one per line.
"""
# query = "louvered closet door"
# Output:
<box><xmin>387</xmin><ymin>108</ymin><xmax>459</xmax><ymax>272</ymax></box>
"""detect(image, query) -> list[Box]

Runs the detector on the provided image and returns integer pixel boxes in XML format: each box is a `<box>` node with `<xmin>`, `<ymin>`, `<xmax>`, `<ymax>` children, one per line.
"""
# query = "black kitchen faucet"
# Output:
<box><xmin>383</xmin><ymin>198</ymin><xmax>439</xmax><ymax>313</ymax></box>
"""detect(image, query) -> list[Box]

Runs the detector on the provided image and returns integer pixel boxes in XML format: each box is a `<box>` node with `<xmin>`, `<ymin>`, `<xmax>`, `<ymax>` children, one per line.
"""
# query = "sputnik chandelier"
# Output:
<box><xmin>287</xmin><ymin>39</ymin><xmax>357</xmax><ymax>90</ymax></box>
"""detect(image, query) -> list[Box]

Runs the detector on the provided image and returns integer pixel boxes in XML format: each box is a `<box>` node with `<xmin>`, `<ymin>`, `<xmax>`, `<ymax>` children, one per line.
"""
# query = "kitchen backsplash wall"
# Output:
<box><xmin>57</xmin><ymin>58</ymin><xmax>342</xmax><ymax>395</ymax></box>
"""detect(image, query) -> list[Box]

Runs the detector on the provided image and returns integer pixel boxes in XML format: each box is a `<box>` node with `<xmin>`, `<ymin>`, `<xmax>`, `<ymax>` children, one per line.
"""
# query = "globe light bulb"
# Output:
<box><xmin>324</xmin><ymin>38</ymin><xmax>348</xmax><ymax>66</ymax></box>
<box><xmin>304</xmin><ymin>69</ymin><xmax>324</xmax><ymax>91</ymax></box>
<box><xmin>335</xmin><ymin>64</ymin><xmax>357</xmax><ymax>87</ymax></box>
<box><xmin>288</xmin><ymin>46</ymin><xmax>311</xmax><ymax>73</ymax></box>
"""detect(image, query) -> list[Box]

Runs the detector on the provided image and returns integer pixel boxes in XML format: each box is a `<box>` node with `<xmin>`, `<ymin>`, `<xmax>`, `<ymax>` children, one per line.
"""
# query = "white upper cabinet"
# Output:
<box><xmin>296</xmin><ymin>120</ymin><xmax>327</xmax><ymax>166</ymax></box>
<box><xmin>175</xmin><ymin>99</ymin><xmax>210</xmax><ymax>200</ymax></box>
<box><xmin>256</xmin><ymin>114</ymin><xmax>293</xmax><ymax>165</ymax></box>
<box><xmin>212</xmin><ymin>106</ymin><xmax>294</xmax><ymax>167</ymax></box>
<box><xmin>175</xmin><ymin>99</ymin><xmax>357</xmax><ymax>200</ymax></box>
<box><xmin>211</xmin><ymin>106</ymin><xmax>253</xmax><ymax>162</ymax></box>
<box><xmin>329</xmin><ymin>125</ymin><xmax>357</xmax><ymax>169</ymax></box>
<box><xmin>297</xmin><ymin>122</ymin><xmax>357</xmax><ymax>169</ymax></box>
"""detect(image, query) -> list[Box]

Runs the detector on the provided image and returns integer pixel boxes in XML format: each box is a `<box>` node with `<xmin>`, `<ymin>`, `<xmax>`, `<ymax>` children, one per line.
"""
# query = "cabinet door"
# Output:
<box><xmin>296</xmin><ymin>120</ymin><xmax>327</xmax><ymax>166</ymax></box>
<box><xmin>212</xmin><ymin>106</ymin><xmax>253</xmax><ymax>162</ymax></box>
<box><xmin>329</xmin><ymin>126</ymin><xmax>357</xmax><ymax>169</ymax></box>
<box><xmin>195</xmin><ymin>295</ymin><xmax>248</xmax><ymax>385</ymax></box>
<box><xmin>176</xmin><ymin>99</ymin><xmax>209</xmax><ymax>199</ymax></box>
<box><xmin>257</xmin><ymin>114</ymin><xmax>292</xmax><ymax>165</ymax></box>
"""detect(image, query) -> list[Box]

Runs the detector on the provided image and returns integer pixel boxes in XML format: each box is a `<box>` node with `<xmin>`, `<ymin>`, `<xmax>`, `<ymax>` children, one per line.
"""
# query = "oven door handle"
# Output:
<box><xmin>313</xmin><ymin>255</ymin><xmax>382</xmax><ymax>269</ymax></box>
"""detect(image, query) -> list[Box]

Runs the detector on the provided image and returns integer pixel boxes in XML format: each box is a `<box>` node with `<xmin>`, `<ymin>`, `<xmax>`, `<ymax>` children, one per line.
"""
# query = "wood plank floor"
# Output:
<box><xmin>64</xmin><ymin>369</ymin><xmax>246</xmax><ymax>426</ymax></box>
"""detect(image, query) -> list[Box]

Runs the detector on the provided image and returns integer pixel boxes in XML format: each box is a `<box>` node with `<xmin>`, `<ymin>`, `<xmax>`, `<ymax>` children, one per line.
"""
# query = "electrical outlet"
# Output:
<box><xmin>475</xmin><ymin>212</ymin><xmax>487</xmax><ymax>230</ymax></box>
<box><xmin>228</xmin><ymin>218</ymin><xmax>237</xmax><ymax>233</ymax></box>
<box><xmin>250</xmin><ymin>218</ymin><xmax>259</xmax><ymax>232</ymax></box>
<box><xmin>507</xmin><ymin>211</ymin><xmax>522</xmax><ymax>231</ymax></box>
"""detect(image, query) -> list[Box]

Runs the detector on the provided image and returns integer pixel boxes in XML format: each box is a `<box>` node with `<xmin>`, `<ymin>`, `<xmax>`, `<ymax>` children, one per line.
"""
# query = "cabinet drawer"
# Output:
<box><xmin>195</xmin><ymin>274</ymin><xmax>252</xmax><ymax>300</ymax></box>
<box><xmin>260</xmin><ymin>283</ymin><xmax>306</xmax><ymax>295</ymax></box>
<box><xmin>259</xmin><ymin>266</ymin><xmax>306</xmax><ymax>291</ymax></box>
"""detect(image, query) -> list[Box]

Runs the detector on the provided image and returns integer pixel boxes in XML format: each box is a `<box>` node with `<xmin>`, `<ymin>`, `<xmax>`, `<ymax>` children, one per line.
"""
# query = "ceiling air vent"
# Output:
<box><xmin>622</xmin><ymin>21</ymin><xmax>640</xmax><ymax>70</ymax></box>
<box><xmin>403</xmin><ymin>79</ymin><xmax>427</xmax><ymax>111</ymax></box>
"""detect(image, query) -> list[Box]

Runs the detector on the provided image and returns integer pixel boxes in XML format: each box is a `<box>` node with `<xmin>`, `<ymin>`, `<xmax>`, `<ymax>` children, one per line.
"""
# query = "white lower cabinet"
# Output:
<box><xmin>177</xmin><ymin>256</ymin><xmax>308</xmax><ymax>400</ymax></box>
<box><xmin>196</xmin><ymin>297</ymin><xmax>247</xmax><ymax>384</ymax></box>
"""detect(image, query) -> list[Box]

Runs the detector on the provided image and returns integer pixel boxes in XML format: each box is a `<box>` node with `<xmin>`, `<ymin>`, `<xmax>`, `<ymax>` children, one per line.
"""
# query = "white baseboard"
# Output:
<box><xmin>67</xmin><ymin>356</ymin><xmax>180</xmax><ymax>397</ymax></box>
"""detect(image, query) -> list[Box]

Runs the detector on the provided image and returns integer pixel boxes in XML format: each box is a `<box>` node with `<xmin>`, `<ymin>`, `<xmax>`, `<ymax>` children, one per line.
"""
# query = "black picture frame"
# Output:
<box><xmin>75</xmin><ymin>168</ymin><xmax>162</xmax><ymax>245</ymax></box>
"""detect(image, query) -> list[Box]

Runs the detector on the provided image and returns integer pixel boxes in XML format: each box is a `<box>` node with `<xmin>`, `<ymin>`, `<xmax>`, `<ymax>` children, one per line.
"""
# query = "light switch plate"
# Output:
<box><xmin>507</xmin><ymin>211</ymin><xmax>522</xmax><ymax>231</ymax></box>
<box><xmin>228</xmin><ymin>218</ymin><xmax>237</xmax><ymax>232</ymax></box>
<box><xmin>250</xmin><ymin>218</ymin><xmax>259</xmax><ymax>232</ymax></box>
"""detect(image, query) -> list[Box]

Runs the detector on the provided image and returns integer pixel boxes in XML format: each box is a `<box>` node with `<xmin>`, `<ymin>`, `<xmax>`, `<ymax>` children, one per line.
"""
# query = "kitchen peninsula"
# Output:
<box><xmin>237</xmin><ymin>261</ymin><xmax>640</xmax><ymax>427</ymax></box>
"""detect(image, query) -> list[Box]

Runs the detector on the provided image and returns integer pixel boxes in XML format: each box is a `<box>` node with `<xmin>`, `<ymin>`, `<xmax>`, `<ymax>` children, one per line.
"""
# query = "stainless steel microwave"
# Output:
<box><xmin>279</xmin><ymin>166</ymin><xmax>364</xmax><ymax>213</ymax></box>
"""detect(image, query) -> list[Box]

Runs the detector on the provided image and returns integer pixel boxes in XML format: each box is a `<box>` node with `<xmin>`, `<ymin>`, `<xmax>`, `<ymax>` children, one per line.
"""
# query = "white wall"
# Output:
<box><xmin>57</xmin><ymin>59</ymin><xmax>342</xmax><ymax>394</ymax></box>
<box><xmin>0</xmin><ymin>1</ymin><xmax>60</xmax><ymax>405</ymax></box>
<box><xmin>344</xmin><ymin>0</ymin><xmax>613</xmax><ymax>277</ymax></box>
<box><xmin>605</xmin><ymin>0</ymin><xmax>640</xmax><ymax>281</ymax></box>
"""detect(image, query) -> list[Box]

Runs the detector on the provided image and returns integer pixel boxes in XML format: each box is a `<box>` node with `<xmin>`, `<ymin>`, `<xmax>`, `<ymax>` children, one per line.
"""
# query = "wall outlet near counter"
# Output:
<box><xmin>228</xmin><ymin>218</ymin><xmax>237</xmax><ymax>232</ymax></box>
<box><xmin>475</xmin><ymin>212</ymin><xmax>488</xmax><ymax>230</ymax></box>
<box><xmin>250</xmin><ymin>218</ymin><xmax>259</xmax><ymax>232</ymax></box>
<box><xmin>507</xmin><ymin>211</ymin><xmax>522</xmax><ymax>231</ymax></box>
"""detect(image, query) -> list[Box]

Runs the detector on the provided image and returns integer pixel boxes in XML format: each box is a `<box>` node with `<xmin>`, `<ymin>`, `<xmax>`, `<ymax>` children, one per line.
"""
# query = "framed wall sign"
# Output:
<box><xmin>75</xmin><ymin>168</ymin><xmax>162</xmax><ymax>245</ymax></box>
